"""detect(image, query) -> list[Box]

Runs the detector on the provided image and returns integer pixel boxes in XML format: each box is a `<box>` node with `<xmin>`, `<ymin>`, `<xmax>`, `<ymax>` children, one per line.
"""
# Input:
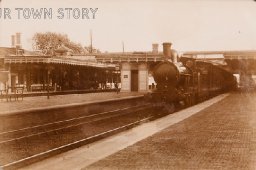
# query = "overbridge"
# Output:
<box><xmin>95</xmin><ymin>52</ymin><xmax>165</xmax><ymax>92</ymax></box>
<box><xmin>183</xmin><ymin>50</ymin><xmax>256</xmax><ymax>88</ymax></box>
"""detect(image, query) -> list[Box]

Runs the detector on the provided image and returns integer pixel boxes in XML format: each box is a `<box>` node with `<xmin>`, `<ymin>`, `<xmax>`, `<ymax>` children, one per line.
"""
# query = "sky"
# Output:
<box><xmin>0</xmin><ymin>0</ymin><xmax>256</xmax><ymax>53</ymax></box>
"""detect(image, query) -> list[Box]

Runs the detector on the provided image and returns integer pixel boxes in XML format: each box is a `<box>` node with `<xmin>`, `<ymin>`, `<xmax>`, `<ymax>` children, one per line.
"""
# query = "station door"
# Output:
<box><xmin>131</xmin><ymin>70</ymin><xmax>138</xmax><ymax>91</ymax></box>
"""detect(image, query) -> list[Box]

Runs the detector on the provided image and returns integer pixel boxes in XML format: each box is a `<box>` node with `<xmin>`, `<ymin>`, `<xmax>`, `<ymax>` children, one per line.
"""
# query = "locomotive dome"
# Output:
<box><xmin>171</xmin><ymin>49</ymin><xmax>178</xmax><ymax>58</ymax></box>
<box><xmin>170</xmin><ymin>49</ymin><xmax>178</xmax><ymax>63</ymax></box>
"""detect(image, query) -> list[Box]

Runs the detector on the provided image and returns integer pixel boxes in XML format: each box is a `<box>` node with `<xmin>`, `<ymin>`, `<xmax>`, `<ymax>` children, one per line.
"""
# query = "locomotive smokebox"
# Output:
<box><xmin>163</xmin><ymin>42</ymin><xmax>172</xmax><ymax>59</ymax></box>
<box><xmin>153</xmin><ymin>61</ymin><xmax>179</xmax><ymax>87</ymax></box>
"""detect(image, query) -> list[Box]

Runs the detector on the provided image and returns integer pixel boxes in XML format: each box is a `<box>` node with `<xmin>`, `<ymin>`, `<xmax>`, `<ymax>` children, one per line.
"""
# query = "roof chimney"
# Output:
<box><xmin>11</xmin><ymin>35</ymin><xmax>15</xmax><ymax>48</ymax></box>
<box><xmin>152</xmin><ymin>43</ymin><xmax>159</xmax><ymax>54</ymax></box>
<box><xmin>15</xmin><ymin>32</ymin><xmax>21</xmax><ymax>48</ymax></box>
<box><xmin>162</xmin><ymin>42</ymin><xmax>172</xmax><ymax>58</ymax></box>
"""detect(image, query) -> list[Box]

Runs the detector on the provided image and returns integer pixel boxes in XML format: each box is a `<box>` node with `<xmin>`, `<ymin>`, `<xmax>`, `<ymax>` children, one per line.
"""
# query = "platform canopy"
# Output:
<box><xmin>4</xmin><ymin>55</ymin><xmax>115</xmax><ymax>68</ymax></box>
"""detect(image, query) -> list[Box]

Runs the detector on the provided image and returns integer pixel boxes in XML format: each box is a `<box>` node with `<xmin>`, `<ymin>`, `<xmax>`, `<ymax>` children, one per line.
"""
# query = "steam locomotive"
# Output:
<box><xmin>147</xmin><ymin>44</ymin><xmax>237</xmax><ymax>112</ymax></box>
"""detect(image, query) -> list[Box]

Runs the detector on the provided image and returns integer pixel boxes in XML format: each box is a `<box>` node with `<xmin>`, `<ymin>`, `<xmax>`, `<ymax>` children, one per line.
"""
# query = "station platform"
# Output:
<box><xmin>0</xmin><ymin>92</ymin><xmax>145</xmax><ymax>115</ymax></box>
<box><xmin>21</xmin><ymin>92</ymin><xmax>256</xmax><ymax>170</ymax></box>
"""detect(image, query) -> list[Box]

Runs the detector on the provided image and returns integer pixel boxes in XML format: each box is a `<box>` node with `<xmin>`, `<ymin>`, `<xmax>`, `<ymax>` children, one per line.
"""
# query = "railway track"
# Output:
<box><xmin>0</xmin><ymin>105</ymin><xmax>148</xmax><ymax>142</ymax></box>
<box><xmin>0</xmin><ymin>101</ymin><xmax>164</xmax><ymax>170</ymax></box>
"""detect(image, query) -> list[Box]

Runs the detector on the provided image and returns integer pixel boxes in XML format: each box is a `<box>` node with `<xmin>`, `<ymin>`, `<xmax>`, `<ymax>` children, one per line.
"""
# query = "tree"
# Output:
<box><xmin>32</xmin><ymin>32</ymin><xmax>84</xmax><ymax>55</ymax></box>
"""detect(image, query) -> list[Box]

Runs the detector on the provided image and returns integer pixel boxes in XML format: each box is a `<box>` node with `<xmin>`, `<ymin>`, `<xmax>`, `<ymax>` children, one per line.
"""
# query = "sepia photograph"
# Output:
<box><xmin>0</xmin><ymin>0</ymin><xmax>256</xmax><ymax>169</ymax></box>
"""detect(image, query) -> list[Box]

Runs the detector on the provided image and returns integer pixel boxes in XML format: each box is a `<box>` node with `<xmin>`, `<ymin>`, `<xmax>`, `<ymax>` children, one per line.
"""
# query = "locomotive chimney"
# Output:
<box><xmin>152</xmin><ymin>43</ymin><xmax>159</xmax><ymax>54</ymax></box>
<box><xmin>11</xmin><ymin>35</ymin><xmax>15</xmax><ymax>48</ymax></box>
<box><xmin>162</xmin><ymin>42</ymin><xmax>172</xmax><ymax>59</ymax></box>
